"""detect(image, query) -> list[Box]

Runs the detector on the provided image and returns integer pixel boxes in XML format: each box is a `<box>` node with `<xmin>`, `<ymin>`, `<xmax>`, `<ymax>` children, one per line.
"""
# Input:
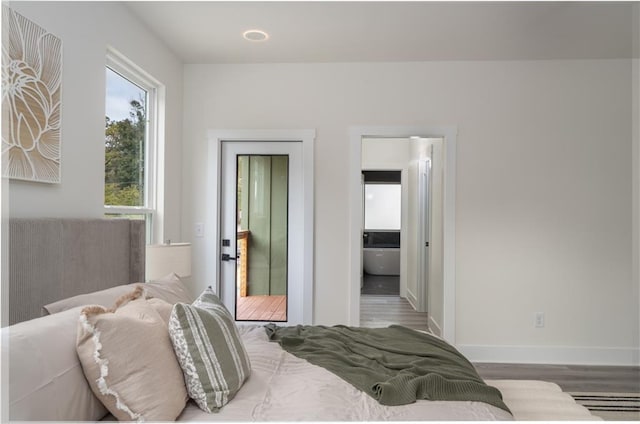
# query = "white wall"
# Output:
<box><xmin>183</xmin><ymin>59</ymin><xmax>637</xmax><ymax>364</ymax></box>
<box><xmin>362</xmin><ymin>138</ymin><xmax>411</xmax><ymax>169</ymax></box>
<box><xmin>6</xmin><ymin>2</ymin><xmax>184</xmax><ymax>243</ymax></box>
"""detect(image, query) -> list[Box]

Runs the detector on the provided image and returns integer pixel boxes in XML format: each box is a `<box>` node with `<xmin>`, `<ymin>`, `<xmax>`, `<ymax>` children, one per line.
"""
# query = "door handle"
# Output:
<box><xmin>221</xmin><ymin>253</ymin><xmax>238</xmax><ymax>262</ymax></box>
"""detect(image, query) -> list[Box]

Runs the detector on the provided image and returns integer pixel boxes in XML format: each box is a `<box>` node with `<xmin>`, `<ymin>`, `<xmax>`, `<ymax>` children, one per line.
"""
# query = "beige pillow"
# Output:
<box><xmin>43</xmin><ymin>273</ymin><xmax>193</xmax><ymax>315</ymax></box>
<box><xmin>145</xmin><ymin>272</ymin><xmax>195</xmax><ymax>304</ymax></box>
<box><xmin>6</xmin><ymin>306</ymin><xmax>108</xmax><ymax>421</ymax></box>
<box><xmin>76</xmin><ymin>287</ymin><xmax>188</xmax><ymax>421</ymax></box>
<box><xmin>43</xmin><ymin>284</ymin><xmax>133</xmax><ymax>315</ymax></box>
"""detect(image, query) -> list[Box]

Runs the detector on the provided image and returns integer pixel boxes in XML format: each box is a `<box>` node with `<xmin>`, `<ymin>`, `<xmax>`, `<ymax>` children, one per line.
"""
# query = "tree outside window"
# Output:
<box><xmin>105</xmin><ymin>68</ymin><xmax>147</xmax><ymax>207</ymax></box>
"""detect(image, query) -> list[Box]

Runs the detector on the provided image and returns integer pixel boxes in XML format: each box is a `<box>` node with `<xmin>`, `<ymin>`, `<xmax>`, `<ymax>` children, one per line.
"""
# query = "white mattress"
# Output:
<box><xmin>177</xmin><ymin>325</ymin><xmax>513</xmax><ymax>421</ymax></box>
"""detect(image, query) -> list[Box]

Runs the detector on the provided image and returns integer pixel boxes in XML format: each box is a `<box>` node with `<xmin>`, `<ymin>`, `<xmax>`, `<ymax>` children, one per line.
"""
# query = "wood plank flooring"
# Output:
<box><xmin>361</xmin><ymin>274</ymin><xmax>400</xmax><ymax>295</ymax></box>
<box><xmin>474</xmin><ymin>362</ymin><xmax>640</xmax><ymax>393</ymax></box>
<box><xmin>360</xmin><ymin>295</ymin><xmax>429</xmax><ymax>331</ymax></box>
<box><xmin>236</xmin><ymin>295</ymin><xmax>287</xmax><ymax>321</ymax></box>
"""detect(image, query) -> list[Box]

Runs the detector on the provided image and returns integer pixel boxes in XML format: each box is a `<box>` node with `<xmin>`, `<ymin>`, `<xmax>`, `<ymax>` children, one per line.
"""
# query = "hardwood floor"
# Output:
<box><xmin>360</xmin><ymin>295</ymin><xmax>429</xmax><ymax>331</ymax></box>
<box><xmin>236</xmin><ymin>295</ymin><xmax>287</xmax><ymax>321</ymax></box>
<box><xmin>361</xmin><ymin>274</ymin><xmax>400</xmax><ymax>295</ymax></box>
<box><xmin>475</xmin><ymin>362</ymin><xmax>640</xmax><ymax>393</ymax></box>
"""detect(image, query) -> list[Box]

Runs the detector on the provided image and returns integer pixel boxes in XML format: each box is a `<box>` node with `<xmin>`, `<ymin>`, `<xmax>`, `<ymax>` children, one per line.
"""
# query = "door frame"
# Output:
<box><xmin>207</xmin><ymin>129</ymin><xmax>315</xmax><ymax>324</ymax></box>
<box><xmin>349</xmin><ymin>126</ymin><xmax>457</xmax><ymax>343</ymax></box>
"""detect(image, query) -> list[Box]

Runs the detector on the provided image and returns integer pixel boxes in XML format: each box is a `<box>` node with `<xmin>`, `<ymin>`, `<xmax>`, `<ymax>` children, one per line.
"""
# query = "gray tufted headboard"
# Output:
<box><xmin>8</xmin><ymin>218</ymin><xmax>145</xmax><ymax>325</ymax></box>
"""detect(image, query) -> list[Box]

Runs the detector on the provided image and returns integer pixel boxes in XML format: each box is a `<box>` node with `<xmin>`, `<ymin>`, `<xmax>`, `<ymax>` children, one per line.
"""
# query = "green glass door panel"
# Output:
<box><xmin>235</xmin><ymin>154</ymin><xmax>288</xmax><ymax>321</ymax></box>
<box><xmin>247</xmin><ymin>155</ymin><xmax>272</xmax><ymax>295</ymax></box>
<box><xmin>269</xmin><ymin>156</ymin><xmax>288</xmax><ymax>295</ymax></box>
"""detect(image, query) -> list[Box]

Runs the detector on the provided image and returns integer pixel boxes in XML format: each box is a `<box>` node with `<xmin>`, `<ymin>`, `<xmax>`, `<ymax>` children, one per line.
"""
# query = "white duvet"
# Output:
<box><xmin>177</xmin><ymin>325</ymin><xmax>513</xmax><ymax>421</ymax></box>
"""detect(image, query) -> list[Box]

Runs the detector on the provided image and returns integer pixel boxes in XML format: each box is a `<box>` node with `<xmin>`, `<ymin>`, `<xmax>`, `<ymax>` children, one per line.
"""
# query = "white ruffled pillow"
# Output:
<box><xmin>76</xmin><ymin>286</ymin><xmax>188</xmax><ymax>421</ymax></box>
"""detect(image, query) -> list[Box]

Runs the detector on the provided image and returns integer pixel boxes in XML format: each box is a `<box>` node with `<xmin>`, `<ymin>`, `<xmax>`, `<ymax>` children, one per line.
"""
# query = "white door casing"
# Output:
<box><xmin>206</xmin><ymin>130</ymin><xmax>315</xmax><ymax>325</ymax></box>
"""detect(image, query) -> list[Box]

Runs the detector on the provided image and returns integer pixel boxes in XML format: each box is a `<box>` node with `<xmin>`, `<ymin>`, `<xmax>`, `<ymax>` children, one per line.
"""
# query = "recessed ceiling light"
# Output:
<box><xmin>243</xmin><ymin>29</ymin><xmax>269</xmax><ymax>42</ymax></box>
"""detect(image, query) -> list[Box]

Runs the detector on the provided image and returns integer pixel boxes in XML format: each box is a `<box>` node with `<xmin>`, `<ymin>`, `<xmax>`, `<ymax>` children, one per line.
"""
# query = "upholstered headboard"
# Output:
<box><xmin>8</xmin><ymin>218</ymin><xmax>145</xmax><ymax>324</ymax></box>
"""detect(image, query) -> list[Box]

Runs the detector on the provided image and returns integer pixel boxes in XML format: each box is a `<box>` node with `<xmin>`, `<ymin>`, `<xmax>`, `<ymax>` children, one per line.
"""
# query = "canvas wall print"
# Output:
<box><xmin>2</xmin><ymin>6</ymin><xmax>62</xmax><ymax>183</ymax></box>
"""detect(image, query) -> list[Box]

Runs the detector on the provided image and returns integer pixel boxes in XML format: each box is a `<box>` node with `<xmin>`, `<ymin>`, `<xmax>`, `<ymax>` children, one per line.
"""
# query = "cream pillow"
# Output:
<box><xmin>43</xmin><ymin>273</ymin><xmax>193</xmax><ymax>315</ymax></box>
<box><xmin>145</xmin><ymin>272</ymin><xmax>195</xmax><ymax>304</ymax></box>
<box><xmin>76</xmin><ymin>287</ymin><xmax>188</xmax><ymax>421</ymax></box>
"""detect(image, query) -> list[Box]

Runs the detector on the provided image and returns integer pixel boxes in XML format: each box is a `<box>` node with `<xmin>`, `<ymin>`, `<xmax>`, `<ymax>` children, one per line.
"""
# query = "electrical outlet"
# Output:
<box><xmin>194</xmin><ymin>222</ymin><xmax>204</xmax><ymax>238</ymax></box>
<box><xmin>534</xmin><ymin>312</ymin><xmax>545</xmax><ymax>328</ymax></box>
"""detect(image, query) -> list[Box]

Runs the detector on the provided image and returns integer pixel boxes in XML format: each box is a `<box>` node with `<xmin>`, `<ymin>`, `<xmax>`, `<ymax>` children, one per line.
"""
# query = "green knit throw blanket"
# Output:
<box><xmin>265</xmin><ymin>324</ymin><xmax>510</xmax><ymax>414</ymax></box>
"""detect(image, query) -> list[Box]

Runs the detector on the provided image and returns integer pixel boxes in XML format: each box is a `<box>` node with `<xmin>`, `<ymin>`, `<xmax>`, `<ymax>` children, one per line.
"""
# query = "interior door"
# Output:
<box><xmin>417</xmin><ymin>158</ymin><xmax>431</xmax><ymax>312</ymax></box>
<box><xmin>220</xmin><ymin>141</ymin><xmax>304</xmax><ymax>324</ymax></box>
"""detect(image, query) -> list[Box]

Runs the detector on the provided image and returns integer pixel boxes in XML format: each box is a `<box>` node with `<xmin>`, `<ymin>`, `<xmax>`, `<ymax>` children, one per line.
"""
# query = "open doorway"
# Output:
<box><xmin>361</xmin><ymin>170</ymin><xmax>402</xmax><ymax>296</ymax></box>
<box><xmin>359</xmin><ymin>137</ymin><xmax>440</xmax><ymax>331</ymax></box>
<box><xmin>351</xmin><ymin>129</ymin><xmax>454</xmax><ymax>340</ymax></box>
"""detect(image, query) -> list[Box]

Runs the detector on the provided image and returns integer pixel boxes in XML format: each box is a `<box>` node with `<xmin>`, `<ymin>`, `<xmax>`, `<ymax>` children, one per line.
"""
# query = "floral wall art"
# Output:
<box><xmin>2</xmin><ymin>6</ymin><xmax>62</xmax><ymax>183</ymax></box>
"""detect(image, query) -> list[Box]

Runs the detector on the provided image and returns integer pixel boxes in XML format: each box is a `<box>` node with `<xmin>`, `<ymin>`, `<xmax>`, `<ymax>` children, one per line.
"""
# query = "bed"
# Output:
<box><xmin>7</xmin><ymin>218</ymin><xmax>144</xmax><ymax>324</ymax></box>
<box><xmin>3</xmin><ymin>218</ymin><xmax>598</xmax><ymax>421</ymax></box>
<box><xmin>177</xmin><ymin>324</ymin><xmax>513</xmax><ymax>421</ymax></box>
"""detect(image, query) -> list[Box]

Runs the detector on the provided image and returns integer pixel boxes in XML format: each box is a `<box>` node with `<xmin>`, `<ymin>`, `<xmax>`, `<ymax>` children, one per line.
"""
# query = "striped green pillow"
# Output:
<box><xmin>168</xmin><ymin>288</ymin><xmax>251</xmax><ymax>413</ymax></box>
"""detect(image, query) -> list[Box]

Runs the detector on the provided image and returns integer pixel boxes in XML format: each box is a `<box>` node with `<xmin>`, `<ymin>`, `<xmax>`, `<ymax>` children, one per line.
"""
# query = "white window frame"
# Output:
<box><xmin>104</xmin><ymin>48</ymin><xmax>163</xmax><ymax>244</ymax></box>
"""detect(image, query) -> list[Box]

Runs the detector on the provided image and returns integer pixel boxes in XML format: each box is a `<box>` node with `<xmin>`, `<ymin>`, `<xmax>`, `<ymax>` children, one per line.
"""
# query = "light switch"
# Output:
<box><xmin>194</xmin><ymin>222</ymin><xmax>204</xmax><ymax>237</ymax></box>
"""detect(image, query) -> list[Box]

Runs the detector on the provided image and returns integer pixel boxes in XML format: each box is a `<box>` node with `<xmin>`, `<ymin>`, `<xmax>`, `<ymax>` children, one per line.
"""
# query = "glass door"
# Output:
<box><xmin>220</xmin><ymin>140</ymin><xmax>305</xmax><ymax>324</ymax></box>
<box><xmin>234</xmin><ymin>155</ymin><xmax>288</xmax><ymax>321</ymax></box>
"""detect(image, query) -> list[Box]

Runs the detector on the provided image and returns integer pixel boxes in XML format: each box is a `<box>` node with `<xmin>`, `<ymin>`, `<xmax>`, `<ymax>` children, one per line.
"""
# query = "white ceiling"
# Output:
<box><xmin>126</xmin><ymin>1</ymin><xmax>636</xmax><ymax>64</ymax></box>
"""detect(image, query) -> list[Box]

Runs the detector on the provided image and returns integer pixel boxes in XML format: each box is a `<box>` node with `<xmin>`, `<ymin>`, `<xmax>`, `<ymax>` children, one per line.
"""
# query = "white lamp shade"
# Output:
<box><xmin>145</xmin><ymin>243</ymin><xmax>192</xmax><ymax>281</ymax></box>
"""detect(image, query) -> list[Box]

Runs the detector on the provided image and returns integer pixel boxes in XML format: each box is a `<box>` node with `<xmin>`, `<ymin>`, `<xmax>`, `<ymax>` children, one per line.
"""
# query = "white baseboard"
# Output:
<box><xmin>406</xmin><ymin>290</ymin><xmax>417</xmax><ymax>310</ymax></box>
<box><xmin>428</xmin><ymin>316</ymin><xmax>442</xmax><ymax>337</ymax></box>
<box><xmin>458</xmin><ymin>344</ymin><xmax>640</xmax><ymax>366</ymax></box>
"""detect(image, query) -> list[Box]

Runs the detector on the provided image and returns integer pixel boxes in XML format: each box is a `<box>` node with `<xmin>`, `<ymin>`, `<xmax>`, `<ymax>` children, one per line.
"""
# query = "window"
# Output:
<box><xmin>104</xmin><ymin>50</ymin><xmax>161</xmax><ymax>243</ymax></box>
<box><xmin>364</xmin><ymin>183</ymin><xmax>401</xmax><ymax>230</ymax></box>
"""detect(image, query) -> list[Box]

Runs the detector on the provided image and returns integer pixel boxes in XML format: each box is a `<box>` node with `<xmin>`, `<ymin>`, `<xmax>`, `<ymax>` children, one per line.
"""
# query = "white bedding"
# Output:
<box><xmin>177</xmin><ymin>325</ymin><xmax>513</xmax><ymax>421</ymax></box>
